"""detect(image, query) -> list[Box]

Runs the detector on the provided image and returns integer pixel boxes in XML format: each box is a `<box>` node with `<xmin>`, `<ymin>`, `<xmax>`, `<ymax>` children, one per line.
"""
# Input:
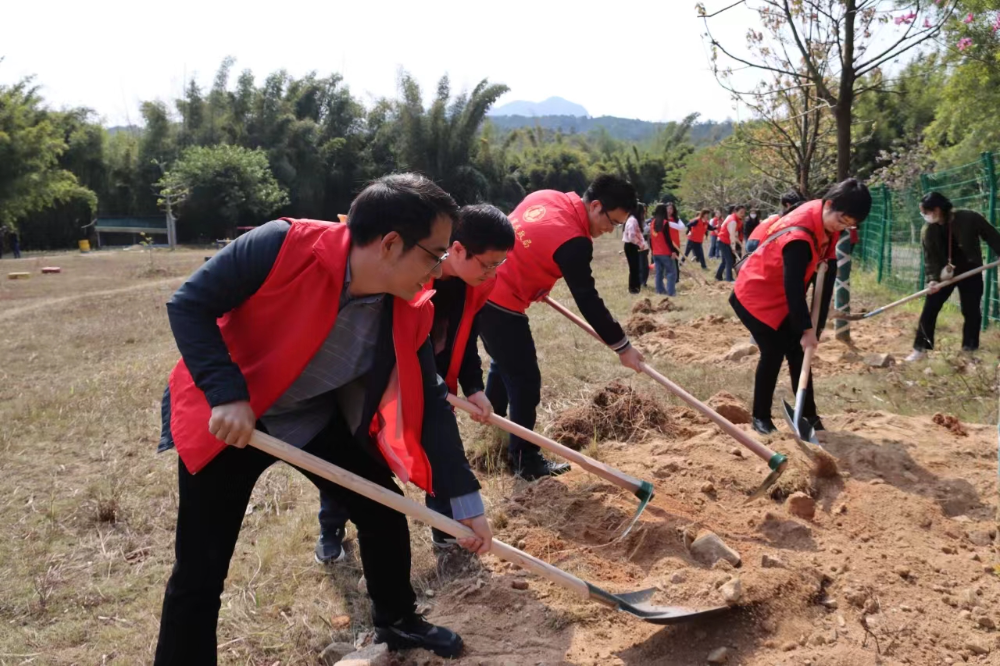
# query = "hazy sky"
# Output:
<box><xmin>3</xmin><ymin>1</ymin><xmax>771</xmax><ymax>126</ymax></box>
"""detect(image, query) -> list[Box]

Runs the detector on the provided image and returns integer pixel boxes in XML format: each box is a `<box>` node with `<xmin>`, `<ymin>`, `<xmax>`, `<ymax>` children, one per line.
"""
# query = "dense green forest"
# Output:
<box><xmin>1</xmin><ymin>1</ymin><xmax>997</xmax><ymax>249</ymax></box>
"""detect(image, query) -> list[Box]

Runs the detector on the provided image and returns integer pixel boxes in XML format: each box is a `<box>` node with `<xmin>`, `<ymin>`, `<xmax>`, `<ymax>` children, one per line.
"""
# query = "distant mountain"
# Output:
<box><xmin>490</xmin><ymin>97</ymin><xmax>589</xmax><ymax>118</ymax></box>
<box><xmin>485</xmin><ymin>114</ymin><xmax>734</xmax><ymax>146</ymax></box>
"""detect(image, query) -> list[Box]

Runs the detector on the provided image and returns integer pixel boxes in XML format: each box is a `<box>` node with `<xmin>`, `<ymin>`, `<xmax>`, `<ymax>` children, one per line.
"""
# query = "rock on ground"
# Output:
<box><xmin>707</xmin><ymin>646</ymin><xmax>732</xmax><ymax>663</ymax></box>
<box><xmin>787</xmin><ymin>492</ymin><xmax>816</xmax><ymax>520</ymax></box>
<box><xmin>724</xmin><ymin>343</ymin><xmax>758</xmax><ymax>362</ymax></box>
<box><xmin>688</xmin><ymin>531</ymin><xmax>741</xmax><ymax>567</ymax></box>
<box><xmin>865</xmin><ymin>353</ymin><xmax>896</xmax><ymax>368</ymax></box>
<box><xmin>334</xmin><ymin>642</ymin><xmax>390</xmax><ymax>666</ymax></box>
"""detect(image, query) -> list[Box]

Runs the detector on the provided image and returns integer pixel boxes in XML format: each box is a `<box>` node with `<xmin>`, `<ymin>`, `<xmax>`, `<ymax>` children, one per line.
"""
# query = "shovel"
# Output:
<box><xmin>543</xmin><ymin>296</ymin><xmax>788</xmax><ymax>501</ymax></box>
<box><xmin>447</xmin><ymin>393</ymin><xmax>654</xmax><ymax>538</ymax></box>
<box><xmin>782</xmin><ymin>263</ymin><xmax>827</xmax><ymax>450</ymax></box>
<box><xmin>831</xmin><ymin>259</ymin><xmax>1000</xmax><ymax>322</ymax></box>
<box><xmin>248</xmin><ymin>430</ymin><xmax>729</xmax><ymax>625</ymax></box>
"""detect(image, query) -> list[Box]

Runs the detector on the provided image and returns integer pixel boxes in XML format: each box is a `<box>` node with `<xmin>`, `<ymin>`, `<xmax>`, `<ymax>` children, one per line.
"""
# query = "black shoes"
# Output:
<box><xmin>314</xmin><ymin>527</ymin><xmax>347</xmax><ymax>564</ymax></box>
<box><xmin>511</xmin><ymin>455</ymin><xmax>571</xmax><ymax>481</ymax></box>
<box><xmin>752</xmin><ymin>417</ymin><xmax>778</xmax><ymax>435</ymax></box>
<box><xmin>375</xmin><ymin>614</ymin><xmax>464</xmax><ymax>658</ymax></box>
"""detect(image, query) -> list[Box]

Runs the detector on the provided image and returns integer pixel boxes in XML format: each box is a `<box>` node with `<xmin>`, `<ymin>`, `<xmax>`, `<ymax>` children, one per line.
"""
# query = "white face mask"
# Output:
<box><xmin>922</xmin><ymin>213</ymin><xmax>937</xmax><ymax>224</ymax></box>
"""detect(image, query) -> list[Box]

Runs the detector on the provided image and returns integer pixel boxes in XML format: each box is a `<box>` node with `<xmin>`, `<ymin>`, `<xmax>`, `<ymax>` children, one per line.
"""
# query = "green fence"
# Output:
<box><xmin>856</xmin><ymin>151</ymin><xmax>1000</xmax><ymax>329</ymax></box>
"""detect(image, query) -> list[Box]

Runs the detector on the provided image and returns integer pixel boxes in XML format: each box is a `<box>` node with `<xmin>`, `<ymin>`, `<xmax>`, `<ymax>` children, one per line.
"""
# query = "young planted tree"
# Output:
<box><xmin>699</xmin><ymin>0</ymin><xmax>959</xmax><ymax>339</ymax></box>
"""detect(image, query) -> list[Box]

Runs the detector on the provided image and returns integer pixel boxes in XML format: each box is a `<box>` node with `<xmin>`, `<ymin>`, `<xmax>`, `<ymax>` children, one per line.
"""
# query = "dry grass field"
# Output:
<box><xmin>0</xmin><ymin>240</ymin><xmax>997</xmax><ymax>665</ymax></box>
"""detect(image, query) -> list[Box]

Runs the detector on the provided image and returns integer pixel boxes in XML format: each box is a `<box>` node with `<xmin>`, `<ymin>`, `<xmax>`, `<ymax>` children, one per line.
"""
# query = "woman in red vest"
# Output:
<box><xmin>684</xmin><ymin>209</ymin><xmax>711</xmax><ymax>269</ymax></box>
<box><xmin>708</xmin><ymin>208</ymin><xmax>724</xmax><ymax>259</ymax></box>
<box><xmin>730</xmin><ymin>179</ymin><xmax>871</xmax><ymax>435</ymax></box>
<box><xmin>154</xmin><ymin>175</ymin><xmax>491</xmax><ymax>662</ymax></box>
<box><xmin>315</xmin><ymin>204</ymin><xmax>515</xmax><ymax>567</ymax></box>
<box><xmin>481</xmin><ymin>175</ymin><xmax>645</xmax><ymax>479</ymax></box>
<box><xmin>650</xmin><ymin>203</ymin><xmax>680</xmax><ymax>296</ymax></box>
<box><xmin>715</xmin><ymin>205</ymin><xmax>745</xmax><ymax>282</ymax></box>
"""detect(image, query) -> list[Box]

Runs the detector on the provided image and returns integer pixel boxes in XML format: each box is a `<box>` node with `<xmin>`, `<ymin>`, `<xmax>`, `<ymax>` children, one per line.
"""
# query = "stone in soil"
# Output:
<box><xmin>724</xmin><ymin>343</ymin><xmax>758</xmax><ymax>362</ymax></box>
<box><xmin>334</xmin><ymin>643</ymin><xmax>390</xmax><ymax>666</ymax></box>
<box><xmin>787</xmin><ymin>492</ymin><xmax>816</xmax><ymax>520</ymax></box>
<box><xmin>688</xmin><ymin>531</ymin><xmax>741</xmax><ymax>567</ymax></box>
<box><xmin>865</xmin><ymin>353</ymin><xmax>896</xmax><ymax>368</ymax></box>
<box><xmin>761</xmin><ymin>554</ymin><xmax>784</xmax><ymax>568</ymax></box>
<box><xmin>720</xmin><ymin>577</ymin><xmax>743</xmax><ymax>604</ymax></box>
<box><xmin>707</xmin><ymin>647</ymin><xmax>732</xmax><ymax>663</ymax></box>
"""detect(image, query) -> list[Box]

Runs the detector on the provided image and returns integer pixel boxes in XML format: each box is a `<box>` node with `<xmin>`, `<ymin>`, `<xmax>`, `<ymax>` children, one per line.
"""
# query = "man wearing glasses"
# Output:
<box><xmin>154</xmin><ymin>174</ymin><xmax>490</xmax><ymax>662</ymax></box>
<box><xmin>314</xmin><ymin>204</ymin><xmax>515</xmax><ymax>567</ymax></box>
<box><xmin>480</xmin><ymin>174</ymin><xmax>645</xmax><ymax>480</ymax></box>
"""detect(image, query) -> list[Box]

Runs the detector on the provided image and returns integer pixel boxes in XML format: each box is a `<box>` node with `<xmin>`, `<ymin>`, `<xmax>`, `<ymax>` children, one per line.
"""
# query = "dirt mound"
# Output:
<box><xmin>631</xmin><ymin>297</ymin><xmax>655</xmax><ymax>314</ymax></box>
<box><xmin>547</xmin><ymin>379</ymin><xmax>675</xmax><ymax>449</ymax></box>
<box><xmin>933</xmin><ymin>412</ymin><xmax>968</xmax><ymax>437</ymax></box>
<box><xmin>624</xmin><ymin>313</ymin><xmax>660</xmax><ymax>337</ymax></box>
<box><xmin>707</xmin><ymin>391</ymin><xmax>751</xmax><ymax>424</ymax></box>
<box><xmin>656</xmin><ymin>297</ymin><xmax>678</xmax><ymax>312</ymax></box>
<box><xmin>631</xmin><ymin>297</ymin><xmax>678</xmax><ymax>315</ymax></box>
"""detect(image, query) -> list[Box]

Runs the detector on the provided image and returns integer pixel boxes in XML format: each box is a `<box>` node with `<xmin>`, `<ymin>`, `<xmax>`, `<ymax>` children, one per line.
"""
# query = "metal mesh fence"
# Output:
<box><xmin>856</xmin><ymin>151</ymin><xmax>1000</xmax><ymax>328</ymax></box>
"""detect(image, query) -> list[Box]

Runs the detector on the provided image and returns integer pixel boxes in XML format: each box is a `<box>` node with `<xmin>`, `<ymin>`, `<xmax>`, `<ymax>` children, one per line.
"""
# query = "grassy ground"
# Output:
<box><xmin>0</xmin><ymin>240</ymin><xmax>996</xmax><ymax>664</ymax></box>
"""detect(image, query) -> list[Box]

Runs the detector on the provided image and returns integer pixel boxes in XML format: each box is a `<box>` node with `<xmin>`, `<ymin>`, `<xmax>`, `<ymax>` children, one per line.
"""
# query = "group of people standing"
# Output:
<box><xmin>622</xmin><ymin>202</ymin><xmax>778</xmax><ymax>295</ymax></box>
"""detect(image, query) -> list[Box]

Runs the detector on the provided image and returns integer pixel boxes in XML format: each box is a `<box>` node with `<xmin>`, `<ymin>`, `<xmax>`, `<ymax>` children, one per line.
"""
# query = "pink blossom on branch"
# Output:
<box><xmin>895</xmin><ymin>11</ymin><xmax>916</xmax><ymax>25</ymax></box>
<box><xmin>924</xmin><ymin>17</ymin><xmax>932</xmax><ymax>28</ymax></box>
<box><xmin>957</xmin><ymin>37</ymin><xmax>973</xmax><ymax>51</ymax></box>
<box><xmin>963</xmin><ymin>12</ymin><xmax>974</xmax><ymax>24</ymax></box>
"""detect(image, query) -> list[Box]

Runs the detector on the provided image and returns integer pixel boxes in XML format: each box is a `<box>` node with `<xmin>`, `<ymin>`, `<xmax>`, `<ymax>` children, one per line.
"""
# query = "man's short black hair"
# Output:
<box><xmin>348</xmin><ymin>173</ymin><xmax>459</xmax><ymax>248</ymax></box>
<box><xmin>453</xmin><ymin>204</ymin><xmax>515</xmax><ymax>256</ymax></box>
<box><xmin>781</xmin><ymin>190</ymin><xmax>804</xmax><ymax>207</ymax></box>
<box><xmin>823</xmin><ymin>178</ymin><xmax>872</xmax><ymax>224</ymax></box>
<box><xmin>734</xmin><ymin>204</ymin><xmax>747</xmax><ymax>213</ymax></box>
<box><xmin>921</xmin><ymin>191</ymin><xmax>954</xmax><ymax>216</ymax></box>
<box><xmin>583</xmin><ymin>174</ymin><xmax>638</xmax><ymax>213</ymax></box>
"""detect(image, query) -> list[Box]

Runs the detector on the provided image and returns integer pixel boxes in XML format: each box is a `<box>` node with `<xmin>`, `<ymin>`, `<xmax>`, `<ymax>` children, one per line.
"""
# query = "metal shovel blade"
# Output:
<box><xmin>616</xmin><ymin>481</ymin><xmax>655</xmax><ymax>540</ymax></box>
<box><xmin>587</xmin><ymin>584</ymin><xmax>731</xmax><ymax>625</ymax></box>
<box><xmin>781</xmin><ymin>399</ymin><xmax>821</xmax><ymax>463</ymax></box>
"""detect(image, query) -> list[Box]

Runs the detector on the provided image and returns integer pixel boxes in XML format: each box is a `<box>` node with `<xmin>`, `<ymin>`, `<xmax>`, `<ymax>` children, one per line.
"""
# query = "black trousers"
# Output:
<box><xmin>624</xmin><ymin>243</ymin><xmax>641</xmax><ymax>294</ymax></box>
<box><xmin>638</xmin><ymin>249</ymin><xmax>650</xmax><ymax>287</ymax></box>
<box><xmin>154</xmin><ymin>420</ymin><xmax>416</xmax><ymax>665</ymax></box>
<box><xmin>730</xmin><ymin>293</ymin><xmax>817</xmax><ymax>422</ymax></box>
<box><xmin>715</xmin><ymin>245</ymin><xmax>735</xmax><ymax>282</ymax></box>
<box><xmin>914</xmin><ymin>273</ymin><xmax>984</xmax><ymax>351</ymax></box>
<box><xmin>480</xmin><ymin>305</ymin><xmax>542</xmax><ymax>464</ymax></box>
<box><xmin>685</xmin><ymin>241</ymin><xmax>707</xmax><ymax>269</ymax></box>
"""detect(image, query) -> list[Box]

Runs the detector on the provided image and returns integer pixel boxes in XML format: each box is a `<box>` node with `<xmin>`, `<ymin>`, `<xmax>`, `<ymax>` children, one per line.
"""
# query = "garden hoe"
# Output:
<box><xmin>447</xmin><ymin>393</ymin><xmax>654</xmax><ymax>538</ymax></box>
<box><xmin>249</xmin><ymin>430</ymin><xmax>730</xmax><ymax>625</ymax></box>
<box><xmin>831</xmin><ymin>259</ymin><xmax>1000</xmax><ymax>322</ymax></box>
<box><xmin>544</xmin><ymin>296</ymin><xmax>788</xmax><ymax>501</ymax></box>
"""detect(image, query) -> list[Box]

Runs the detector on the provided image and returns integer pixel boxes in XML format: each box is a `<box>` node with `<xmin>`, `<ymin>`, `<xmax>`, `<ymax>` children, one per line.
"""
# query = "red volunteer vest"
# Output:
<box><xmin>489</xmin><ymin>191</ymin><xmax>591</xmax><ymax>313</ymax></box>
<box><xmin>709</xmin><ymin>217</ymin><xmax>721</xmax><ymax>237</ymax></box>
<box><xmin>428</xmin><ymin>276</ymin><xmax>495</xmax><ymax>395</ymax></box>
<box><xmin>650</xmin><ymin>220</ymin><xmax>674</xmax><ymax>256</ymax></box>
<box><xmin>688</xmin><ymin>219</ymin><xmax>708</xmax><ymax>243</ymax></box>
<box><xmin>168</xmin><ymin>219</ymin><xmax>437</xmax><ymax>491</ymax></box>
<box><xmin>718</xmin><ymin>214</ymin><xmax>743</xmax><ymax>245</ymax></box>
<box><xmin>751</xmin><ymin>214</ymin><xmax>781</xmax><ymax>242</ymax></box>
<box><xmin>734</xmin><ymin>200</ymin><xmax>834</xmax><ymax>330</ymax></box>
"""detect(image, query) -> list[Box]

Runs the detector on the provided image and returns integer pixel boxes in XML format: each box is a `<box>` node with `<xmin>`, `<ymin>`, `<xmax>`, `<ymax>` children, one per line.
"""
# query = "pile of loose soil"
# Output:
<box><xmin>424</xmin><ymin>408</ymin><xmax>999</xmax><ymax>666</ymax></box>
<box><xmin>624</xmin><ymin>314</ymin><xmax>660</xmax><ymax>337</ymax></box>
<box><xmin>933</xmin><ymin>412</ymin><xmax>969</xmax><ymax>437</ymax></box>
<box><xmin>706</xmin><ymin>391</ymin><xmax>752</xmax><ymax>425</ymax></box>
<box><xmin>547</xmin><ymin>379</ymin><xmax>676</xmax><ymax>450</ymax></box>
<box><xmin>631</xmin><ymin>297</ymin><xmax>655</xmax><ymax>314</ymax></box>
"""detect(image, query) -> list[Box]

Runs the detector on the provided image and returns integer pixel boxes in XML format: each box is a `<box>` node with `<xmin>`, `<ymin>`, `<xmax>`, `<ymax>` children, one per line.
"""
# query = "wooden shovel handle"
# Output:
<box><xmin>542</xmin><ymin>296</ymin><xmax>781</xmax><ymax>465</ymax></box>
<box><xmin>798</xmin><ymin>346</ymin><xmax>816</xmax><ymax>392</ymax></box>
<box><xmin>447</xmin><ymin>393</ymin><xmax>644</xmax><ymax>494</ymax></box>
<box><xmin>247</xmin><ymin>430</ymin><xmax>591</xmax><ymax>599</ymax></box>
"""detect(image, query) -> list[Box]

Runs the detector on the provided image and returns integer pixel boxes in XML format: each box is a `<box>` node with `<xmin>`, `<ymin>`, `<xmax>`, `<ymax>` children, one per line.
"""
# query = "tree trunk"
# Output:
<box><xmin>833</xmin><ymin>0</ymin><xmax>857</xmax><ymax>342</ymax></box>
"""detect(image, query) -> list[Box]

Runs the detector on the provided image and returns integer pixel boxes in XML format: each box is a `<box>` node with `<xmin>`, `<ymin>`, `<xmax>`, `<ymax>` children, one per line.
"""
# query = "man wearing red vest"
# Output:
<box><xmin>715</xmin><ymin>205</ymin><xmax>745</xmax><ymax>282</ymax></box>
<box><xmin>154</xmin><ymin>174</ymin><xmax>490</xmax><ymax>662</ymax></box>
<box><xmin>314</xmin><ymin>204</ymin><xmax>515</xmax><ymax>565</ymax></box>
<box><xmin>480</xmin><ymin>175</ymin><xmax>644</xmax><ymax>479</ymax></box>
<box><xmin>730</xmin><ymin>179</ymin><xmax>871</xmax><ymax>435</ymax></box>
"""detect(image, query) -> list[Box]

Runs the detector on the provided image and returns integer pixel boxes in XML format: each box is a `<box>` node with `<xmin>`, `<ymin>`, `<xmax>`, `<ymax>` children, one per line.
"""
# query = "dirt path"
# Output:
<box><xmin>0</xmin><ymin>276</ymin><xmax>184</xmax><ymax>321</ymax></box>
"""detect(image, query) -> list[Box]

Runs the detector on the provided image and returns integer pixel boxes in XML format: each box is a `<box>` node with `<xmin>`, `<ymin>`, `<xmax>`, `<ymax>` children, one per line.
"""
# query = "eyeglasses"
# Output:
<box><xmin>473</xmin><ymin>255</ymin><xmax>507</xmax><ymax>272</ymax></box>
<box><xmin>604</xmin><ymin>210</ymin><xmax>626</xmax><ymax>226</ymax></box>
<box><xmin>415</xmin><ymin>242</ymin><xmax>449</xmax><ymax>271</ymax></box>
